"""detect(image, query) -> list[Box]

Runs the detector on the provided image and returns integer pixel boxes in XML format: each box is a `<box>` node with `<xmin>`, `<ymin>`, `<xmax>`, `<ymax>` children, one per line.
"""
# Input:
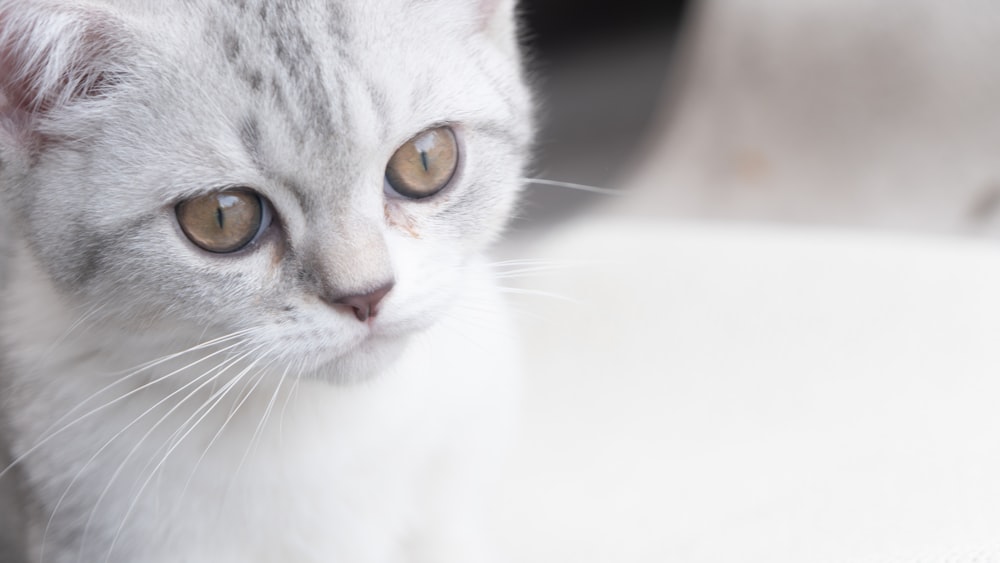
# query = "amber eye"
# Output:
<box><xmin>385</xmin><ymin>126</ymin><xmax>459</xmax><ymax>199</ymax></box>
<box><xmin>176</xmin><ymin>189</ymin><xmax>264</xmax><ymax>253</ymax></box>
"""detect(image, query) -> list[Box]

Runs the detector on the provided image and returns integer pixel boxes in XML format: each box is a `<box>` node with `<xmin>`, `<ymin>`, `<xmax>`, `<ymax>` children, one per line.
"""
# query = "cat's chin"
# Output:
<box><xmin>305</xmin><ymin>334</ymin><xmax>411</xmax><ymax>385</ymax></box>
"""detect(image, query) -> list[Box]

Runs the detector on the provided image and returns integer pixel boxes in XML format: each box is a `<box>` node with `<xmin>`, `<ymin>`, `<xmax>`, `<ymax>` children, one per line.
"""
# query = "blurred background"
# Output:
<box><xmin>517</xmin><ymin>0</ymin><xmax>1000</xmax><ymax>238</ymax></box>
<box><xmin>498</xmin><ymin>2</ymin><xmax>1000</xmax><ymax>562</ymax></box>
<box><xmin>514</xmin><ymin>0</ymin><xmax>688</xmax><ymax>229</ymax></box>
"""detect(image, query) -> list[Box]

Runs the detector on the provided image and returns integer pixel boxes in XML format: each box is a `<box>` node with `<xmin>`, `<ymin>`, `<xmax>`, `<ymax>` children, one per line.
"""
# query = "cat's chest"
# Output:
<box><xmin>160</xmin><ymin>332</ymin><xmax>511</xmax><ymax>562</ymax></box>
<box><xmin>22</xmin><ymin>300</ymin><xmax>516</xmax><ymax>563</ymax></box>
<box><xmin>173</xmin><ymin>404</ymin><xmax>435</xmax><ymax>563</ymax></box>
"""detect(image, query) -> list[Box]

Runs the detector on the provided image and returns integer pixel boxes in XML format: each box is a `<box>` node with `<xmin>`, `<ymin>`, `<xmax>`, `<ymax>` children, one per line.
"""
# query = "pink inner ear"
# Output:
<box><xmin>480</xmin><ymin>0</ymin><xmax>502</xmax><ymax>16</ymax></box>
<box><xmin>0</xmin><ymin>39</ymin><xmax>31</xmax><ymax>113</ymax></box>
<box><xmin>0</xmin><ymin>5</ymin><xmax>130</xmax><ymax>150</ymax></box>
<box><xmin>0</xmin><ymin>5</ymin><xmax>127</xmax><ymax>119</ymax></box>
<box><xmin>477</xmin><ymin>0</ymin><xmax>505</xmax><ymax>28</ymax></box>
<box><xmin>0</xmin><ymin>5</ymin><xmax>48</xmax><ymax>115</ymax></box>
<box><xmin>0</xmin><ymin>22</ymin><xmax>39</xmax><ymax>146</ymax></box>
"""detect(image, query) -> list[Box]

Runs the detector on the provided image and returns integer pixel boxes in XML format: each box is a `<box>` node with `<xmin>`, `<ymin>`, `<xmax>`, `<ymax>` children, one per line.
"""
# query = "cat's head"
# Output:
<box><xmin>0</xmin><ymin>0</ymin><xmax>533</xmax><ymax>381</ymax></box>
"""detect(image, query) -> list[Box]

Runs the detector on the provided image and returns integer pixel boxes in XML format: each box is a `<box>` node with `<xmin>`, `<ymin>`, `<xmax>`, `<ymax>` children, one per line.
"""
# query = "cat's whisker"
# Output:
<box><xmin>47</xmin><ymin>327</ymin><xmax>260</xmax><ymax>434</ymax></box>
<box><xmin>224</xmin><ymin>351</ymin><xmax>273</xmax><ymax>419</ymax></box>
<box><xmin>0</xmin><ymin>335</ymin><xmax>254</xmax><ymax>482</ymax></box>
<box><xmin>130</xmin><ymin>344</ymin><xmax>270</xmax><ymax>489</ymax></box>
<box><xmin>225</xmin><ymin>354</ymin><xmax>288</xmax><ymax>502</ymax></box>
<box><xmin>493</xmin><ymin>263</ymin><xmax>574</xmax><ymax>273</ymax></box>
<box><xmin>278</xmin><ymin>361</ymin><xmax>305</xmax><ymax>445</ymax></box>
<box><xmin>68</xmin><ymin>346</ymin><xmax>258</xmax><ymax>555</ymax></box>
<box><xmin>452</xmin><ymin>299</ymin><xmax>544</xmax><ymax>324</ymax></box>
<box><xmin>460</xmin><ymin>260</ymin><xmax>579</xmax><ymax>277</ymax></box>
<box><xmin>304</xmin><ymin>353</ymin><xmax>324</xmax><ymax>385</ymax></box>
<box><xmin>486</xmin><ymin>258</ymin><xmax>556</xmax><ymax>265</ymax></box>
<box><xmin>247</xmin><ymin>362</ymin><xmax>290</xmax><ymax>459</ymax></box>
<box><xmin>483</xmin><ymin>258</ymin><xmax>572</xmax><ymax>268</ymax></box>
<box><xmin>52</xmin><ymin>344</ymin><xmax>256</xmax><ymax>563</ymax></box>
<box><xmin>72</xmin><ymin>345</ymin><xmax>264</xmax><ymax>563</ymax></box>
<box><xmin>174</xmin><ymin>349</ymin><xmax>284</xmax><ymax>517</ymax></box>
<box><xmin>168</xmin><ymin>354</ymin><xmax>287</xmax><ymax>528</ymax></box>
<box><xmin>437</xmin><ymin>313</ymin><xmax>496</xmax><ymax>351</ymax></box>
<box><xmin>42</xmin><ymin>300</ymin><xmax>111</xmax><ymax>357</ymax></box>
<box><xmin>200</xmin><ymin>350</ymin><xmax>281</xmax><ymax>478</ymax></box>
<box><xmin>496</xmin><ymin>286</ymin><xmax>580</xmax><ymax>304</ymax></box>
<box><xmin>486</xmin><ymin>258</ymin><xmax>602</xmax><ymax>268</ymax></box>
<box><xmin>173</xmin><ymin>363</ymin><xmax>269</xmax><ymax>510</ymax></box>
<box><xmin>109</xmin><ymin>327</ymin><xmax>263</xmax><ymax>377</ymax></box>
<box><xmin>105</xmin><ymin>346</ymin><xmax>279</xmax><ymax>563</ymax></box>
<box><xmin>520</xmin><ymin>177</ymin><xmax>623</xmax><ymax>197</ymax></box>
<box><xmin>475</xmin><ymin>259</ymin><xmax>610</xmax><ymax>283</ymax></box>
<box><xmin>136</xmin><ymin>342</ymin><xmax>260</xmax><ymax>467</ymax></box>
<box><xmin>441</xmin><ymin>307</ymin><xmax>495</xmax><ymax>328</ymax></box>
<box><xmin>493</xmin><ymin>268</ymin><xmax>577</xmax><ymax>280</ymax></box>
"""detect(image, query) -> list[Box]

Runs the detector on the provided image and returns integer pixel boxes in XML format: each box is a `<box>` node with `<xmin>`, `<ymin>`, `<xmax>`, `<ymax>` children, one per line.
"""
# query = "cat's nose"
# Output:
<box><xmin>334</xmin><ymin>281</ymin><xmax>395</xmax><ymax>322</ymax></box>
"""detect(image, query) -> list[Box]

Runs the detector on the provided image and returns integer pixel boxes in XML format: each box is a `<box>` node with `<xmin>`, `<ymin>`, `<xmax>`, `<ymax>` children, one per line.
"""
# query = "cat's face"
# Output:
<box><xmin>0</xmin><ymin>0</ymin><xmax>532</xmax><ymax>381</ymax></box>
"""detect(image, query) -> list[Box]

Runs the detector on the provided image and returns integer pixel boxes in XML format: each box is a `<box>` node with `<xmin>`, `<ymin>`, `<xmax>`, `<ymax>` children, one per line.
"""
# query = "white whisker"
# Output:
<box><xmin>178</xmin><ymin>350</ymin><xmax>282</xmax><ymax>505</ymax></box>
<box><xmin>221</xmin><ymin>354</ymin><xmax>288</xmax><ymax>505</ymax></box>
<box><xmin>110</xmin><ymin>327</ymin><xmax>262</xmax><ymax>377</ymax></box>
<box><xmin>247</xmin><ymin>362</ymin><xmax>289</xmax><ymax>458</ymax></box>
<box><xmin>42</xmin><ymin>300</ymin><xmax>110</xmax><ymax>357</ymax></box>
<box><xmin>485</xmin><ymin>258</ymin><xmax>596</xmax><ymax>268</ymax></box>
<box><xmin>69</xmin><ymin>344</ymin><xmax>263</xmax><ymax>563</ymax></box>
<box><xmin>452</xmin><ymin>300</ymin><xmax>544</xmax><ymax>324</ymax></box>
<box><xmin>2</xmin><ymin>333</ymin><xmax>255</xmax><ymax>482</ymax></box>
<box><xmin>521</xmin><ymin>177</ymin><xmax>622</xmax><ymax>196</ymax></box>
<box><xmin>130</xmin><ymin>344</ymin><xmax>270</xmax><ymax>491</ymax></box>
<box><xmin>496</xmin><ymin>286</ymin><xmax>580</xmax><ymax>304</ymax></box>
<box><xmin>278</xmin><ymin>361</ymin><xmax>304</xmax><ymax>445</ymax></box>
<box><xmin>169</xmin><ymin>352</ymin><xmax>277</xmax><ymax>514</ymax></box>
<box><xmin>104</xmin><ymin>344</ymin><xmax>276</xmax><ymax>563</ymax></box>
<box><xmin>55</xmin><ymin>344</ymin><xmax>251</xmax><ymax>563</ymax></box>
<box><xmin>493</xmin><ymin>267</ymin><xmax>577</xmax><ymax>280</ymax></box>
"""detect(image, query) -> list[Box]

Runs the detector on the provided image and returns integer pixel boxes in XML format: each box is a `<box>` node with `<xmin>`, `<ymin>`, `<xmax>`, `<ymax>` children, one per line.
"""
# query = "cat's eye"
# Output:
<box><xmin>385</xmin><ymin>126</ymin><xmax>459</xmax><ymax>199</ymax></box>
<box><xmin>176</xmin><ymin>189</ymin><xmax>267</xmax><ymax>253</ymax></box>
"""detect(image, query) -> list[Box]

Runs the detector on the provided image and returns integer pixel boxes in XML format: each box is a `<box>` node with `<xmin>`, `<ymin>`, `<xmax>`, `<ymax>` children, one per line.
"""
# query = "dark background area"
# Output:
<box><xmin>523</xmin><ymin>0</ymin><xmax>688</xmax><ymax>51</ymax></box>
<box><xmin>511</xmin><ymin>0</ymin><xmax>690</xmax><ymax>234</ymax></box>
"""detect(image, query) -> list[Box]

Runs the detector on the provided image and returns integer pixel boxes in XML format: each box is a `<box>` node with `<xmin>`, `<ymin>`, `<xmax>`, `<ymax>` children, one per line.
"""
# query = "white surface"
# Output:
<box><xmin>498</xmin><ymin>218</ymin><xmax>1000</xmax><ymax>562</ymax></box>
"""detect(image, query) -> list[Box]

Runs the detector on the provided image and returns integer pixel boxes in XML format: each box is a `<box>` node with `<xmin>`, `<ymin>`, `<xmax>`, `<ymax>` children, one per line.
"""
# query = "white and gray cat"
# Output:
<box><xmin>0</xmin><ymin>0</ymin><xmax>532</xmax><ymax>561</ymax></box>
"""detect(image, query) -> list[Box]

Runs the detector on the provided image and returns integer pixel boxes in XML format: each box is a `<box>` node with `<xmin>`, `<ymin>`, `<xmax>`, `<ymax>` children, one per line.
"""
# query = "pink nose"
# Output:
<box><xmin>334</xmin><ymin>282</ymin><xmax>394</xmax><ymax>322</ymax></box>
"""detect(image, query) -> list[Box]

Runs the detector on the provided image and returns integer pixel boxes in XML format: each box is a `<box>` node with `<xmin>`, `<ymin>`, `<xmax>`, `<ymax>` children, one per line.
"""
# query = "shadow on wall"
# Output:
<box><xmin>512</xmin><ymin>0</ymin><xmax>689</xmax><ymax>234</ymax></box>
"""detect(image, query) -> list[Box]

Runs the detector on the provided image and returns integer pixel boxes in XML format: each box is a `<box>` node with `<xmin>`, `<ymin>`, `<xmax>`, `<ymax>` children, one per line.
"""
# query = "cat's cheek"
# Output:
<box><xmin>375</xmin><ymin>241</ymin><xmax>463</xmax><ymax>336</ymax></box>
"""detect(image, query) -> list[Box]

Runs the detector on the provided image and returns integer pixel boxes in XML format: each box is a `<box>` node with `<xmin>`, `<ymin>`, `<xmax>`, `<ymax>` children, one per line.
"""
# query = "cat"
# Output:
<box><xmin>0</xmin><ymin>0</ymin><xmax>533</xmax><ymax>561</ymax></box>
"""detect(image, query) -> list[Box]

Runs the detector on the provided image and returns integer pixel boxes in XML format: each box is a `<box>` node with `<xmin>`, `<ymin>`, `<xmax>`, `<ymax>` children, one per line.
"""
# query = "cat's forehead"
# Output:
<box><xmin>146</xmin><ymin>0</ymin><xmax>521</xmax><ymax>199</ymax></box>
<box><xmin>197</xmin><ymin>0</ymin><xmax>502</xmax><ymax>130</ymax></box>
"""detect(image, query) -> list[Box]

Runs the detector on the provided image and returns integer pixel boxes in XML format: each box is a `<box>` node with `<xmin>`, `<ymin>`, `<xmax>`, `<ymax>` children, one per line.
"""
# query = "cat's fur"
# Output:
<box><xmin>0</xmin><ymin>1</ymin><xmax>532</xmax><ymax>561</ymax></box>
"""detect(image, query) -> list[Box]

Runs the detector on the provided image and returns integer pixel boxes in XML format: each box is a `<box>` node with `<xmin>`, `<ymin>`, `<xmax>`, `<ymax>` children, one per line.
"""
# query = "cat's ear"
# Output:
<box><xmin>476</xmin><ymin>0</ymin><xmax>520</xmax><ymax>57</ymax></box>
<box><xmin>0</xmin><ymin>2</ymin><xmax>132</xmax><ymax>147</ymax></box>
